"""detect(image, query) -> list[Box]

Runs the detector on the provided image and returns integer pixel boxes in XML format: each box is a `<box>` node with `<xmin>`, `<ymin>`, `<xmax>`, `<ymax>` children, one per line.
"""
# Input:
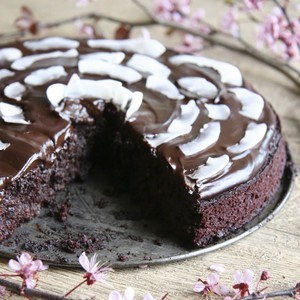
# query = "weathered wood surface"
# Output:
<box><xmin>0</xmin><ymin>1</ymin><xmax>299</xmax><ymax>299</ymax></box>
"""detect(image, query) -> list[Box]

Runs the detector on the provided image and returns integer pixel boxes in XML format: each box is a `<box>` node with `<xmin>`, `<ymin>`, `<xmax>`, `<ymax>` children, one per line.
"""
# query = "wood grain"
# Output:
<box><xmin>0</xmin><ymin>1</ymin><xmax>299</xmax><ymax>299</ymax></box>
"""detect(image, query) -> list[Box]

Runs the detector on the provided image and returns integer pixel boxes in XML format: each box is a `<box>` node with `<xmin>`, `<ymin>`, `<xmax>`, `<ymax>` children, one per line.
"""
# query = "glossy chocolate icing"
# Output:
<box><xmin>0</xmin><ymin>38</ymin><xmax>277</xmax><ymax>198</ymax></box>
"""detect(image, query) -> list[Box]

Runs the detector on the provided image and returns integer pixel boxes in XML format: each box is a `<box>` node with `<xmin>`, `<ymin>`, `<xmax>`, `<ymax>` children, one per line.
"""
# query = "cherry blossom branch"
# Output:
<box><xmin>241</xmin><ymin>285</ymin><xmax>300</xmax><ymax>299</ymax></box>
<box><xmin>0</xmin><ymin>278</ymin><xmax>75</xmax><ymax>300</ymax></box>
<box><xmin>132</xmin><ymin>0</ymin><xmax>300</xmax><ymax>92</ymax></box>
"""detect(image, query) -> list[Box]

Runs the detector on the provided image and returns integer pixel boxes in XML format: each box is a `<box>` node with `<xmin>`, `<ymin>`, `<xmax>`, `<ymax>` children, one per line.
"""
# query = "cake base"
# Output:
<box><xmin>0</xmin><ymin>154</ymin><xmax>294</xmax><ymax>268</ymax></box>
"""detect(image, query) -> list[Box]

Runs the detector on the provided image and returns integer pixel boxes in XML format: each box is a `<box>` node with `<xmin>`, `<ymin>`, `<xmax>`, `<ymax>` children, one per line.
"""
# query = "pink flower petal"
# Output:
<box><xmin>25</xmin><ymin>277</ymin><xmax>37</xmax><ymax>289</ymax></box>
<box><xmin>207</xmin><ymin>273</ymin><xmax>220</xmax><ymax>286</ymax></box>
<box><xmin>108</xmin><ymin>291</ymin><xmax>123</xmax><ymax>300</ymax></box>
<box><xmin>79</xmin><ymin>252</ymin><xmax>90</xmax><ymax>272</ymax></box>
<box><xmin>193</xmin><ymin>281</ymin><xmax>205</xmax><ymax>293</ymax></box>
<box><xmin>19</xmin><ymin>253</ymin><xmax>32</xmax><ymax>265</ymax></box>
<box><xmin>244</xmin><ymin>269</ymin><xmax>254</xmax><ymax>283</ymax></box>
<box><xmin>233</xmin><ymin>270</ymin><xmax>244</xmax><ymax>283</ymax></box>
<box><xmin>124</xmin><ymin>287</ymin><xmax>135</xmax><ymax>300</ymax></box>
<box><xmin>143</xmin><ymin>292</ymin><xmax>155</xmax><ymax>300</ymax></box>
<box><xmin>8</xmin><ymin>259</ymin><xmax>21</xmax><ymax>272</ymax></box>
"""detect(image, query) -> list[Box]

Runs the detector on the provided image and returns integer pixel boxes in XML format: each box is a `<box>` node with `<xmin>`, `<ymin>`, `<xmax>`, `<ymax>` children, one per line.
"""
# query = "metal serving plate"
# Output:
<box><xmin>0</xmin><ymin>159</ymin><xmax>294</xmax><ymax>269</ymax></box>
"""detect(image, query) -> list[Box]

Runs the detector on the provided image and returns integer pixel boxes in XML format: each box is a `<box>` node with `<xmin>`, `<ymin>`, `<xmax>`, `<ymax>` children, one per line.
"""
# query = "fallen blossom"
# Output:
<box><xmin>79</xmin><ymin>252</ymin><xmax>113</xmax><ymax>285</ymax></box>
<box><xmin>64</xmin><ymin>252</ymin><xmax>114</xmax><ymax>297</ymax></box>
<box><xmin>8</xmin><ymin>252</ymin><xmax>48</xmax><ymax>291</ymax></box>
<box><xmin>232</xmin><ymin>269</ymin><xmax>255</xmax><ymax>298</ymax></box>
<box><xmin>193</xmin><ymin>273</ymin><xmax>228</xmax><ymax>296</ymax></box>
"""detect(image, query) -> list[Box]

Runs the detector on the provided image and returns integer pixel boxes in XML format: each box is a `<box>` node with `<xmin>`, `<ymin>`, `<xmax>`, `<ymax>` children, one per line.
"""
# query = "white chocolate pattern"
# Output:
<box><xmin>229</xmin><ymin>87</ymin><xmax>264</xmax><ymax>121</ymax></box>
<box><xmin>0</xmin><ymin>48</ymin><xmax>22</xmax><ymax>63</ymax></box>
<box><xmin>23</xmin><ymin>37</ymin><xmax>80</xmax><ymax>51</ymax></box>
<box><xmin>227</xmin><ymin>122</ymin><xmax>267</xmax><ymax>154</ymax></box>
<box><xmin>177</xmin><ymin>77</ymin><xmax>218</xmax><ymax>99</ymax></box>
<box><xmin>24</xmin><ymin>66</ymin><xmax>67</xmax><ymax>86</ymax></box>
<box><xmin>146</xmin><ymin>75</ymin><xmax>184</xmax><ymax>100</ymax></box>
<box><xmin>79</xmin><ymin>59</ymin><xmax>142</xmax><ymax>84</ymax></box>
<box><xmin>126</xmin><ymin>54</ymin><xmax>171</xmax><ymax>78</ymax></box>
<box><xmin>169</xmin><ymin>55</ymin><xmax>243</xmax><ymax>86</ymax></box>
<box><xmin>4</xmin><ymin>82</ymin><xmax>26</xmax><ymax>101</ymax></box>
<box><xmin>188</xmin><ymin>155</ymin><xmax>230</xmax><ymax>184</ymax></box>
<box><xmin>0</xmin><ymin>69</ymin><xmax>15</xmax><ymax>81</ymax></box>
<box><xmin>11</xmin><ymin>49</ymin><xmax>79</xmax><ymax>71</ymax></box>
<box><xmin>0</xmin><ymin>102</ymin><xmax>30</xmax><ymax>125</ymax></box>
<box><xmin>87</xmin><ymin>38</ymin><xmax>166</xmax><ymax>58</ymax></box>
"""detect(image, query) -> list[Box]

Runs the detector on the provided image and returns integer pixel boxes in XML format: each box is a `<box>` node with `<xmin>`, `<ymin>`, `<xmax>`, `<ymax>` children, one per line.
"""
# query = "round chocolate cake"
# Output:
<box><xmin>0</xmin><ymin>37</ymin><xmax>287</xmax><ymax>247</ymax></box>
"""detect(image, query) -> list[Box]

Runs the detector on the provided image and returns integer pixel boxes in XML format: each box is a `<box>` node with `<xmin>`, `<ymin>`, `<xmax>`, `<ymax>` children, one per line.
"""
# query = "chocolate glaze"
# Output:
<box><xmin>0</xmin><ymin>39</ymin><xmax>277</xmax><ymax>198</ymax></box>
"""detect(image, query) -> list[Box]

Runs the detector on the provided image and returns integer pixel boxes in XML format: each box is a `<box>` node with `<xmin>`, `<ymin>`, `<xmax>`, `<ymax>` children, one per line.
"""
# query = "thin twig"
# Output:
<box><xmin>0</xmin><ymin>278</ymin><xmax>76</xmax><ymax>300</ymax></box>
<box><xmin>242</xmin><ymin>286</ymin><xmax>298</xmax><ymax>299</ymax></box>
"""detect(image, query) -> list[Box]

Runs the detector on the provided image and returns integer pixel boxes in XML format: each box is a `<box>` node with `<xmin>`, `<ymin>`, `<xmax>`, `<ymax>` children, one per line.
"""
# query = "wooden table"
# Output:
<box><xmin>0</xmin><ymin>1</ymin><xmax>299</xmax><ymax>299</ymax></box>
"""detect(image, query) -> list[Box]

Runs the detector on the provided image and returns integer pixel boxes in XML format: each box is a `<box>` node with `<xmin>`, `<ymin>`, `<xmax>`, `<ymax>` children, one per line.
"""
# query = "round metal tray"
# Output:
<box><xmin>0</xmin><ymin>160</ymin><xmax>294</xmax><ymax>269</ymax></box>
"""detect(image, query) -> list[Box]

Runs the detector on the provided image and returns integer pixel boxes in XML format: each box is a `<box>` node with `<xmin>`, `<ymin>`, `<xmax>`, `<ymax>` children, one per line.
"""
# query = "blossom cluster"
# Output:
<box><xmin>193</xmin><ymin>264</ymin><xmax>273</xmax><ymax>300</ymax></box>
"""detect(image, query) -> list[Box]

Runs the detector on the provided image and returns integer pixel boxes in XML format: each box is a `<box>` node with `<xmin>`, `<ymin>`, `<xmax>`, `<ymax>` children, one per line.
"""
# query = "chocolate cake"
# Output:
<box><xmin>0</xmin><ymin>37</ymin><xmax>288</xmax><ymax>247</ymax></box>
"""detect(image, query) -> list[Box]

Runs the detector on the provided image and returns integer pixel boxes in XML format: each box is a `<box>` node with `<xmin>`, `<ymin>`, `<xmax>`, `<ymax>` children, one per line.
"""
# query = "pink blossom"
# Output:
<box><xmin>174</xmin><ymin>34</ymin><xmax>203</xmax><ymax>53</ymax></box>
<box><xmin>232</xmin><ymin>269</ymin><xmax>255</xmax><ymax>298</ymax></box>
<box><xmin>258</xmin><ymin>7</ymin><xmax>300</xmax><ymax>60</ymax></box>
<box><xmin>8</xmin><ymin>252</ymin><xmax>48</xmax><ymax>290</ymax></box>
<box><xmin>220</xmin><ymin>6</ymin><xmax>240</xmax><ymax>37</ymax></box>
<box><xmin>75</xmin><ymin>19</ymin><xmax>102</xmax><ymax>38</ymax></box>
<box><xmin>188</xmin><ymin>9</ymin><xmax>210</xmax><ymax>35</ymax></box>
<box><xmin>79</xmin><ymin>252</ymin><xmax>113</xmax><ymax>285</ymax></box>
<box><xmin>243</xmin><ymin>0</ymin><xmax>264</xmax><ymax>10</ymax></box>
<box><xmin>193</xmin><ymin>273</ymin><xmax>228</xmax><ymax>296</ymax></box>
<box><xmin>260</xmin><ymin>270</ymin><xmax>271</xmax><ymax>281</ymax></box>
<box><xmin>153</xmin><ymin>0</ymin><xmax>191</xmax><ymax>22</ymax></box>
<box><xmin>14</xmin><ymin>6</ymin><xmax>39</xmax><ymax>34</ymax></box>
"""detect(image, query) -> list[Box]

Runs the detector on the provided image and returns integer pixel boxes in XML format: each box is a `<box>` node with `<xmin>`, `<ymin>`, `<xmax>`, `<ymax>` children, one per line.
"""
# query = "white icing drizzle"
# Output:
<box><xmin>0</xmin><ymin>140</ymin><xmax>10</xmax><ymax>151</ymax></box>
<box><xmin>79</xmin><ymin>59</ymin><xmax>142</xmax><ymax>84</ymax></box>
<box><xmin>229</xmin><ymin>87</ymin><xmax>264</xmax><ymax>120</ymax></box>
<box><xmin>0</xmin><ymin>48</ymin><xmax>22</xmax><ymax>62</ymax></box>
<box><xmin>24</xmin><ymin>37</ymin><xmax>80</xmax><ymax>51</ymax></box>
<box><xmin>80</xmin><ymin>51</ymin><xmax>125</xmax><ymax>64</ymax></box>
<box><xmin>0</xmin><ymin>69</ymin><xmax>15</xmax><ymax>81</ymax></box>
<box><xmin>46</xmin><ymin>74</ymin><xmax>142</xmax><ymax>112</ymax></box>
<box><xmin>177</xmin><ymin>77</ymin><xmax>218</xmax><ymax>99</ymax></box>
<box><xmin>4</xmin><ymin>82</ymin><xmax>26</xmax><ymax>101</ymax></box>
<box><xmin>87</xmin><ymin>38</ymin><xmax>166</xmax><ymax>58</ymax></box>
<box><xmin>145</xmin><ymin>100</ymin><xmax>199</xmax><ymax>147</ymax></box>
<box><xmin>24</xmin><ymin>66</ymin><xmax>67</xmax><ymax>86</ymax></box>
<box><xmin>169</xmin><ymin>55</ymin><xmax>243</xmax><ymax>86</ymax></box>
<box><xmin>125</xmin><ymin>91</ymin><xmax>143</xmax><ymax>120</ymax></box>
<box><xmin>11</xmin><ymin>49</ymin><xmax>79</xmax><ymax>71</ymax></box>
<box><xmin>146</xmin><ymin>75</ymin><xmax>184</xmax><ymax>100</ymax></box>
<box><xmin>205</xmin><ymin>103</ymin><xmax>231</xmax><ymax>120</ymax></box>
<box><xmin>179</xmin><ymin>122</ymin><xmax>221</xmax><ymax>156</ymax></box>
<box><xmin>0</xmin><ymin>102</ymin><xmax>30</xmax><ymax>125</ymax></box>
<box><xmin>188</xmin><ymin>155</ymin><xmax>230</xmax><ymax>184</ymax></box>
<box><xmin>227</xmin><ymin>122</ymin><xmax>267</xmax><ymax>154</ymax></box>
<box><xmin>126</xmin><ymin>54</ymin><xmax>171</xmax><ymax>78</ymax></box>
